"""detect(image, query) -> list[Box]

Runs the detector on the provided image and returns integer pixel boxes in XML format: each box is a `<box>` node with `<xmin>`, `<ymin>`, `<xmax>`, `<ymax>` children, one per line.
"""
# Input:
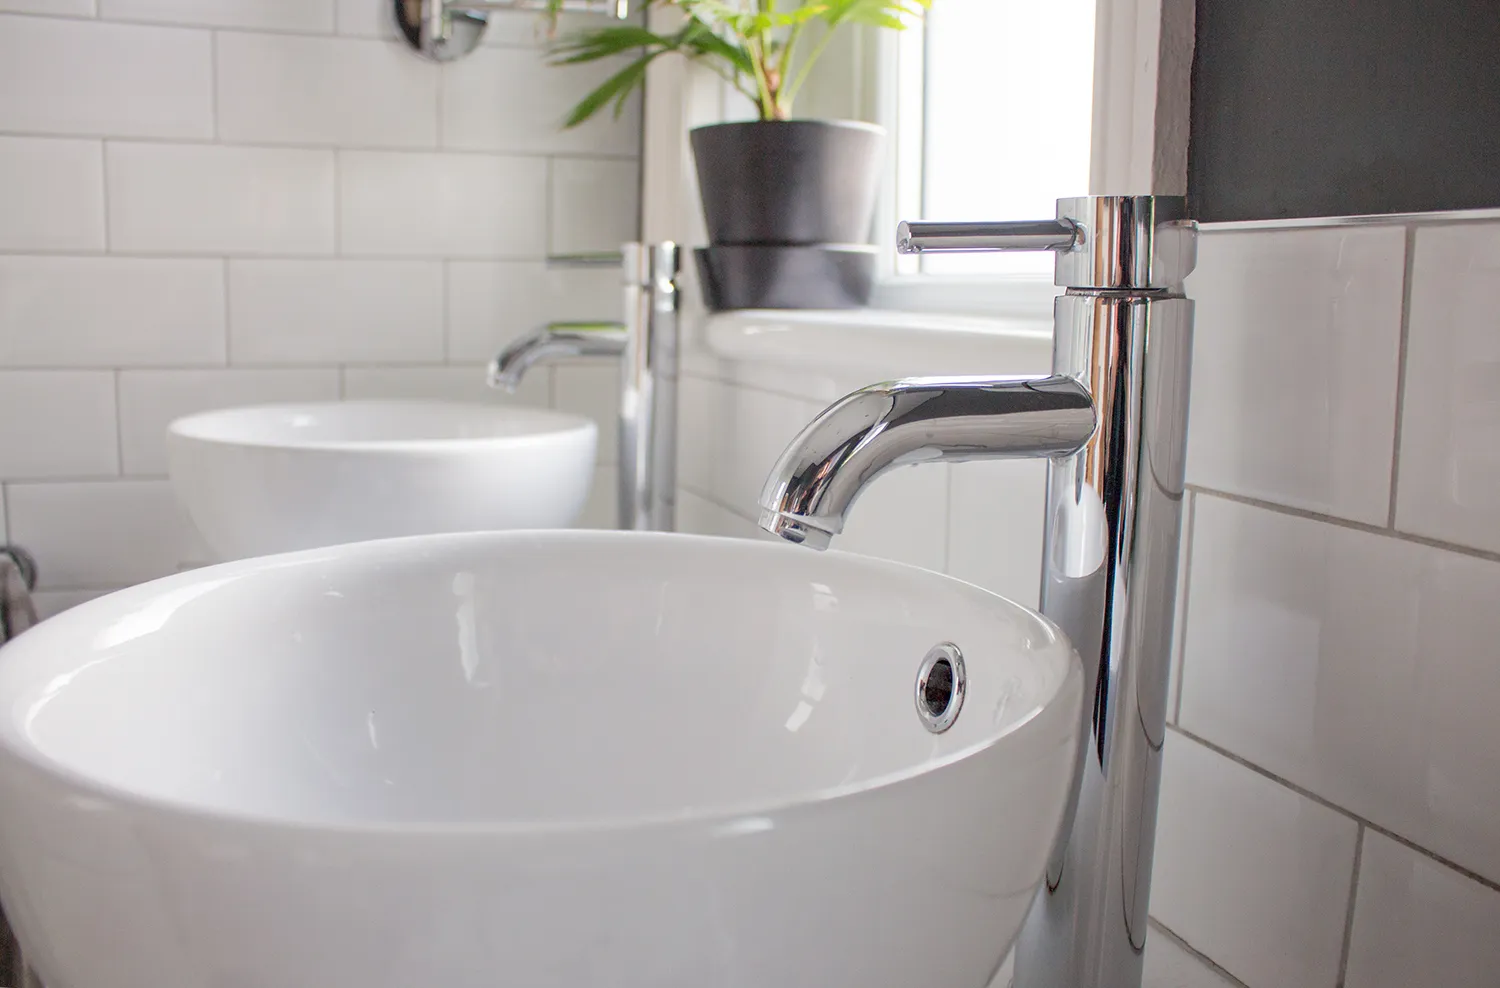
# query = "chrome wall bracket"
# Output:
<box><xmin>395</xmin><ymin>0</ymin><xmax>630</xmax><ymax>61</ymax></box>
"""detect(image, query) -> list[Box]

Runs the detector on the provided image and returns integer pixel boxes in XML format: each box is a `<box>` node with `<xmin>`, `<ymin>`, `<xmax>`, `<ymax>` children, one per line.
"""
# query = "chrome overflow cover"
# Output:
<box><xmin>915</xmin><ymin>643</ymin><xmax>966</xmax><ymax>734</ymax></box>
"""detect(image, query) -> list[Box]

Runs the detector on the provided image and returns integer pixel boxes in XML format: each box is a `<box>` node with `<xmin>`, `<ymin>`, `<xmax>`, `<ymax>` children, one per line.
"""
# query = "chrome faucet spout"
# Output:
<box><xmin>758</xmin><ymin>197</ymin><xmax>1197</xmax><ymax>988</ymax></box>
<box><xmin>487</xmin><ymin>321</ymin><xmax>627</xmax><ymax>392</ymax></box>
<box><xmin>758</xmin><ymin>375</ymin><xmax>1096</xmax><ymax>550</ymax></box>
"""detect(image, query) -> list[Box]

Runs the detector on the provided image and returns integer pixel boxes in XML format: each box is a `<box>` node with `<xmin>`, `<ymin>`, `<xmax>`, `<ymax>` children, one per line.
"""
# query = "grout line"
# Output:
<box><xmin>332</xmin><ymin>149</ymin><xmax>343</xmax><ymax>254</ymax></box>
<box><xmin>1</xmin><ymin>474</ymin><xmax>167</xmax><ymax>487</ymax></box>
<box><xmin>97</xmin><ymin>140</ymin><xmax>111</xmax><ymax>250</ymax></box>
<box><xmin>441</xmin><ymin>260</ymin><xmax>452</xmax><ymax>362</ymax></box>
<box><xmin>0</xmin><ymin>247</ymin><xmax>551</xmax><ymax>262</ymax></box>
<box><xmin>0</xmin><ymin>245</ymin><xmax>555</xmax><ymax>262</ymax></box>
<box><xmin>209</xmin><ymin>30</ymin><xmax>220</xmax><ymax>141</ymax></box>
<box><xmin>1386</xmin><ymin>225</ymin><xmax>1418</xmax><ymax>529</ymax></box>
<box><xmin>0</xmin><ymin>128</ymin><xmax>641</xmax><ymax>161</ymax></box>
<box><xmin>220</xmin><ymin>257</ymin><xmax>234</xmax><ymax>364</ymax></box>
<box><xmin>1170</xmin><ymin>489</ymin><xmax>1197</xmax><ymax>725</ymax></box>
<box><xmin>110</xmin><ymin>369</ymin><xmax>124</xmax><ymax>476</ymax></box>
<box><xmin>0</xmin><ymin>361</ymin><xmax>472</xmax><ymax>374</ymax></box>
<box><xmin>1187</xmin><ymin>484</ymin><xmax>1500</xmax><ymax>566</ymax></box>
<box><xmin>1148</xmin><ymin>919</ymin><xmax>1252</xmax><ymax>988</ymax></box>
<box><xmin>1335</xmin><ymin>825</ymin><xmax>1366</xmax><ymax>987</ymax></box>
<box><xmin>1169</xmin><ymin>724</ymin><xmax>1500</xmax><ymax>897</ymax></box>
<box><xmin>679</xmin><ymin>483</ymin><xmax>758</xmax><ymax>526</ymax></box>
<box><xmin>543</xmin><ymin>156</ymin><xmax>556</xmax><ymax>256</ymax></box>
<box><xmin>679</xmin><ymin>366</ymin><xmax>833</xmax><ymax>406</ymax></box>
<box><xmin>435</xmin><ymin>53</ymin><xmax>446</xmax><ymax>150</ymax></box>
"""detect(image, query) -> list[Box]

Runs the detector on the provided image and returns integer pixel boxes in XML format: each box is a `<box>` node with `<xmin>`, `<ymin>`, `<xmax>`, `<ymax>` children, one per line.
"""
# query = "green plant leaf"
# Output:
<box><xmin>562</xmin><ymin>51</ymin><xmax>656</xmax><ymax>127</ymax></box>
<box><xmin>549</xmin><ymin>25</ymin><xmax>671</xmax><ymax>63</ymax></box>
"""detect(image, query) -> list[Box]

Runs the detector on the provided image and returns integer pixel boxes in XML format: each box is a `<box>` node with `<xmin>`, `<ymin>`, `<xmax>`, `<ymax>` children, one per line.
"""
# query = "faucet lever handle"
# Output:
<box><xmin>896</xmin><ymin>219</ymin><xmax>1079</xmax><ymax>255</ymax></box>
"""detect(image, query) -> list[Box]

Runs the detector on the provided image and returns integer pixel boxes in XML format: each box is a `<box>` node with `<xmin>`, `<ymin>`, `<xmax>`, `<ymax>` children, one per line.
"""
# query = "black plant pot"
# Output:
<box><xmin>691</xmin><ymin>120</ymin><xmax>886</xmax><ymax>246</ymax></box>
<box><xmin>696</xmin><ymin>245</ymin><xmax>877</xmax><ymax>312</ymax></box>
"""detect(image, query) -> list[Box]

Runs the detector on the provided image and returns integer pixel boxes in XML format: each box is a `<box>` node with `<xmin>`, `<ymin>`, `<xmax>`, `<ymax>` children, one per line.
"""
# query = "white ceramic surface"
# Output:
<box><xmin>1179</xmin><ymin>494</ymin><xmax>1500</xmax><ymax>886</ymax></box>
<box><xmin>0</xmin><ymin>532</ymin><xmax>1083</xmax><ymax>988</ymax></box>
<box><xmin>1344</xmin><ymin>832</ymin><xmax>1500</xmax><ymax>988</ymax></box>
<box><xmin>1152</xmin><ymin>733</ymin><xmax>1360</xmax><ymax>988</ymax></box>
<box><xmin>1395</xmin><ymin>222</ymin><xmax>1500</xmax><ymax>554</ymax></box>
<box><xmin>1184</xmin><ymin>226</ymin><xmax>1406</xmax><ymax>524</ymax></box>
<box><xmin>167</xmin><ymin>400</ymin><xmax>598</xmax><ymax>559</ymax></box>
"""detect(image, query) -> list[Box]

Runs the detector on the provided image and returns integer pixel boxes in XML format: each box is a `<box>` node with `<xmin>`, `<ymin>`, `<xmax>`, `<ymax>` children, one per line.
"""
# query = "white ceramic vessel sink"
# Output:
<box><xmin>0</xmin><ymin>532</ymin><xmax>1082</xmax><ymax>988</ymax></box>
<box><xmin>168</xmin><ymin>401</ymin><xmax>598</xmax><ymax>559</ymax></box>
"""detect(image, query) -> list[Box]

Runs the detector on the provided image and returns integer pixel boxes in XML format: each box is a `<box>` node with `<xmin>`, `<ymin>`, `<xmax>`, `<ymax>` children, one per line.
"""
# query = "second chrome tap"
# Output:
<box><xmin>489</xmin><ymin>242</ymin><xmax>681</xmax><ymax>532</ymax></box>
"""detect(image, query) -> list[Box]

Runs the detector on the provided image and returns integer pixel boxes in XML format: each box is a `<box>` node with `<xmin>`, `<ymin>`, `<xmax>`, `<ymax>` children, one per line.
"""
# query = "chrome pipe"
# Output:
<box><xmin>487</xmin><ymin>243</ymin><xmax>681</xmax><ymax>533</ymax></box>
<box><xmin>759</xmin><ymin>196</ymin><xmax>1196</xmax><ymax>988</ymax></box>
<box><xmin>618</xmin><ymin>242</ymin><xmax>681</xmax><ymax>533</ymax></box>
<box><xmin>897</xmin><ymin>219</ymin><xmax>1079</xmax><ymax>254</ymax></box>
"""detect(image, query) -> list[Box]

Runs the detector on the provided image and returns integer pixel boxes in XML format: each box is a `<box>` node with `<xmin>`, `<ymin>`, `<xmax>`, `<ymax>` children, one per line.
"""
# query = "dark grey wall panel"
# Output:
<box><xmin>1189</xmin><ymin>0</ymin><xmax>1500</xmax><ymax>222</ymax></box>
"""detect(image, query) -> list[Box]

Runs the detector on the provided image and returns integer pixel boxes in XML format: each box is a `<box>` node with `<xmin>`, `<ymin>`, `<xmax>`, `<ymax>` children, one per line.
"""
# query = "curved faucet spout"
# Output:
<box><xmin>758</xmin><ymin>375</ymin><xmax>1097</xmax><ymax>549</ymax></box>
<box><xmin>487</xmin><ymin>321</ymin><xmax>628</xmax><ymax>392</ymax></box>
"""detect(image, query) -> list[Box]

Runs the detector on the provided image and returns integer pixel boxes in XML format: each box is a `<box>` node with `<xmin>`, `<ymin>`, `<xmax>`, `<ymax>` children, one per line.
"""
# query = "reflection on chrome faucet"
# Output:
<box><xmin>489</xmin><ymin>321</ymin><xmax>628</xmax><ymax>393</ymax></box>
<box><xmin>487</xmin><ymin>243</ymin><xmax>680</xmax><ymax>532</ymax></box>
<box><xmin>759</xmin><ymin>197</ymin><xmax>1197</xmax><ymax>988</ymax></box>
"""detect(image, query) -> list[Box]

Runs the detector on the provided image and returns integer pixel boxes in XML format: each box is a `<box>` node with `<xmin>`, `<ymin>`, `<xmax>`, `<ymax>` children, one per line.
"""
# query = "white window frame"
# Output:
<box><xmin>865</xmin><ymin>0</ymin><xmax>1194</xmax><ymax>319</ymax></box>
<box><xmin>637</xmin><ymin>0</ymin><xmax>1192</xmax><ymax>321</ymax></box>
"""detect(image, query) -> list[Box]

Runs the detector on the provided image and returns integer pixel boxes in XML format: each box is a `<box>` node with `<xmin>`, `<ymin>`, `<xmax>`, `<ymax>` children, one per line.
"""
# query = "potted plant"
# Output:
<box><xmin>546</xmin><ymin>0</ymin><xmax>929</xmax><ymax>310</ymax></box>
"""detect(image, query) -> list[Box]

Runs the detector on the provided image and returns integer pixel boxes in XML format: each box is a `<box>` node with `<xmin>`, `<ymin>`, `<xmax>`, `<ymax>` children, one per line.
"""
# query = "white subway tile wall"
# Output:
<box><xmin>0</xmin><ymin>3</ymin><xmax>639</xmax><ymax>600</ymax></box>
<box><xmin>0</xmin><ymin>18</ymin><xmax>213</xmax><ymax>138</ymax></box>
<box><xmin>215</xmin><ymin>33</ymin><xmax>440</xmax><ymax>149</ymax></box>
<box><xmin>338</xmin><ymin>150</ymin><xmax>549</xmax><ymax>257</ymax></box>
<box><xmin>1158</xmin><ymin>219</ymin><xmax>1500</xmax><ymax>987</ymax></box>
<box><xmin>1152</xmin><ymin>734</ymin><xmax>1359</xmax><ymax>988</ymax></box>
<box><xmin>106</xmin><ymin>142</ymin><xmax>337</xmax><ymax>254</ymax></box>
<box><xmin>1395</xmin><ymin>223</ymin><xmax>1500</xmax><ymax>554</ymax></box>
<box><xmin>1183</xmin><ymin>226</ymin><xmax>1406</xmax><ymax>526</ymax></box>
<box><xmin>672</xmin><ymin>216</ymin><xmax>1500</xmax><ymax>988</ymax></box>
<box><xmin>0</xmin><ymin>136</ymin><xmax>105</xmax><ymax>250</ymax></box>
<box><xmin>1343</xmin><ymin>832</ymin><xmax>1500</xmax><ymax>988</ymax></box>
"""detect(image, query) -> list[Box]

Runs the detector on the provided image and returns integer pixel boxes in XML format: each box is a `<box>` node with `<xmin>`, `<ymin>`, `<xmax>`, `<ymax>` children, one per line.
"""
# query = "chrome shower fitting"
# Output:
<box><xmin>395</xmin><ymin>0</ymin><xmax>630</xmax><ymax>61</ymax></box>
<box><xmin>489</xmin><ymin>243</ymin><xmax>681</xmax><ymax>533</ymax></box>
<box><xmin>760</xmin><ymin>196</ymin><xmax>1197</xmax><ymax>988</ymax></box>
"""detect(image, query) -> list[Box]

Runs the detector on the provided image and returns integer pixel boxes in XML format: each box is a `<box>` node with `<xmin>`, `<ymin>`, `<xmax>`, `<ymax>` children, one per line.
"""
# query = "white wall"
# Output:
<box><xmin>673</xmin><ymin>215</ymin><xmax>1500</xmax><ymax>988</ymax></box>
<box><xmin>1154</xmin><ymin>216</ymin><xmax>1500</xmax><ymax>988</ymax></box>
<box><xmin>0</xmin><ymin>1</ymin><xmax>640</xmax><ymax>614</ymax></box>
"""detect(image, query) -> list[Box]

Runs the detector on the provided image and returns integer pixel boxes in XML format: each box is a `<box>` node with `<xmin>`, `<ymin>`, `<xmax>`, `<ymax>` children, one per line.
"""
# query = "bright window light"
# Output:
<box><xmin>902</xmin><ymin>0</ymin><xmax>1095</xmax><ymax>276</ymax></box>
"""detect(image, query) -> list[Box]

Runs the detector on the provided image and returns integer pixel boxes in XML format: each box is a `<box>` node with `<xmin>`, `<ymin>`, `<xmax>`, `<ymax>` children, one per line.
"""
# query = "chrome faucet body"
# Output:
<box><xmin>489</xmin><ymin>243</ymin><xmax>681</xmax><ymax>532</ymax></box>
<box><xmin>760</xmin><ymin>196</ymin><xmax>1197</xmax><ymax>988</ymax></box>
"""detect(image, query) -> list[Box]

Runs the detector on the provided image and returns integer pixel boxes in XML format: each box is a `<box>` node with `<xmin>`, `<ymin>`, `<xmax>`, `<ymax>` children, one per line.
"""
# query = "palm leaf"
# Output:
<box><xmin>562</xmin><ymin>52</ymin><xmax>656</xmax><ymax>127</ymax></box>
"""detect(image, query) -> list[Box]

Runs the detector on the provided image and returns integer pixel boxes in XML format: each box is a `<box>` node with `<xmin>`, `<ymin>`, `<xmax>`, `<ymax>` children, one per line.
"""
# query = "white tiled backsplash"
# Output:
<box><xmin>0</xmin><ymin>2</ymin><xmax>640</xmax><ymax>591</ymax></box>
<box><xmin>673</xmin><ymin>216</ymin><xmax>1500</xmax><ymax>988</ymax></box>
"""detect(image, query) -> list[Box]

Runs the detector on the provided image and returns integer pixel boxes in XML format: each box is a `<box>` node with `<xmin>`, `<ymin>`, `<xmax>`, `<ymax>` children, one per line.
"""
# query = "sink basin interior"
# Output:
<box><xmin>0</xmin><ymin>533</ymin><xmax>1074</xmax><ymax>831</ymax></box>
<box><xmin>169</xmin><ymin>400</ymin><xmax>595</xmax><ymax>450</ymax></box>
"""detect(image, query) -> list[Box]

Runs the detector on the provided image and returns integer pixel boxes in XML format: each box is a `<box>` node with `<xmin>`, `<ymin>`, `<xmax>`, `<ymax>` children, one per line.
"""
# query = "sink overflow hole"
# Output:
<box><xmin>915</xmin><ymin>643</ymin><xmax>966</xmax><ymax>733</ymax></box>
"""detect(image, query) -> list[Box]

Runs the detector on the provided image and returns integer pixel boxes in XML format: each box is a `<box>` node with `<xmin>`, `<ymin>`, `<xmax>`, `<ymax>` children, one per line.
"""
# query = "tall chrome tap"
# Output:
<box><xmin>490</xmin><ymin>243</ymin><xmax>681</xmax><ymax>532</ymax></box>
<box><xmin>759</xmin><ymin>196</ymin><xmax>1197</xmax><ymax>988</ymax></box>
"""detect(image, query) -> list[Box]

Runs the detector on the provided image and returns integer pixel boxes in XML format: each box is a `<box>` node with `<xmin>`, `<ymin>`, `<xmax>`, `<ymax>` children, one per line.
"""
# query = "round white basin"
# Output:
<box><xmin>167</xmin><ymin>401</ymin><xmax>598</xmax><ymax>559</ymax></box>
<box><xmin>0</xmin><ymin>532</ymin><xmax>1082</xmax><ymax>988</ymax></box>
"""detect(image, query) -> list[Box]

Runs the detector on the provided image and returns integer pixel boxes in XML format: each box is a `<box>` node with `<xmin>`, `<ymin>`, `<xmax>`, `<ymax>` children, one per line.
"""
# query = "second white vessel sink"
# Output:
<box><xmin>0</xmin><ymin>531</ymin><xmax>1082</xmax><ymax>988</ymax></box>
<box><xmin>168</xmin><ymin>400</ymin><xmax>598</xmax><ymax>559</ymax></box>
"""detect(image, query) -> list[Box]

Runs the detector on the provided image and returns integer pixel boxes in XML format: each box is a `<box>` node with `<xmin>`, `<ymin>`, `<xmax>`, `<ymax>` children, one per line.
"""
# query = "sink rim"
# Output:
<box><xmin>0</xmin><ymin>531</ymin><xmax>1080</xmax><ymax>840</ymax></box>
<box><xmin>168</xmin><ymin>399</ymin><xmax>599</xmax><ymax>456</ymax></box>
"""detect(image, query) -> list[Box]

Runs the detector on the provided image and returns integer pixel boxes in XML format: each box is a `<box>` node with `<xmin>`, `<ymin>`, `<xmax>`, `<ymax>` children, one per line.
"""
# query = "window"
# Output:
<box><xmin>886</xmin><ymin>0</ymin><xmax>1096</xmax><ymax>278</ymax></box>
